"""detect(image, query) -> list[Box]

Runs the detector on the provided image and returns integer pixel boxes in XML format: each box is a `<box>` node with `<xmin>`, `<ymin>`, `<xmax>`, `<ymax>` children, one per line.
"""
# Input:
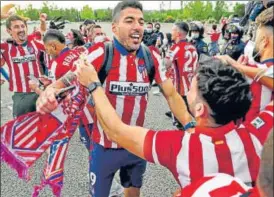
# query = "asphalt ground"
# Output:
<box><xmin>1</xmin><ymin>80</ymin><xmax>179</xmax><ymax>197</ymax></box>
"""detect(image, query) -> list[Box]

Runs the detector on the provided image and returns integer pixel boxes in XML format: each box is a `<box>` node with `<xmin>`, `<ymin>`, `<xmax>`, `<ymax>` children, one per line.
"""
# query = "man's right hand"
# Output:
<box><xmin>36</xmin><ymin>86</ymin><xmax>59</xmax><ymax>115</ymax></box>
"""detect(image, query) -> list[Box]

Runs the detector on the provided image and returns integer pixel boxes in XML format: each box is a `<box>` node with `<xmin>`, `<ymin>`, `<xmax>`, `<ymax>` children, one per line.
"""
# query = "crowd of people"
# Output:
<box><xmin>0</xmin><ymin>1</ymin><xmax>273</xmax><ymax>197</ymax></box>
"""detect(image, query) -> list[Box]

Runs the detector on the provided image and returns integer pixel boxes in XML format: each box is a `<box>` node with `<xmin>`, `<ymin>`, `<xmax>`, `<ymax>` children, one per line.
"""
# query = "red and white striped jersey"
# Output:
<box><xmin>1</xmin><ymin>38</ymin><xmax>45</xmax><ymax>92</ymax></box>
<box><xmin>245</xmin><ymin>59</ymin><xmax>273</xmax><ymax>121</ymax></box>
<box><xmin>144</xmin><ymin>102</ymin><xmax>273</xmax><ymax>188</ymax></box>
<box><xmin>87</xmin><ymin>38</ymin><xmax>167</xmax><ymax>148</ymax></box>
<box><xmin>166</xmin><ymin>40</ymin><xmax>199</xmax><ymax>96</ymax></box>
<box><xmin>48</xmin><ymin>46</ymin><xmax>93</xmax><ymax>125</ymax></box>
<box><xmin>179</xmin><ymin>173</ymin><xmax>259</xmax><ymax>197</ymax></box>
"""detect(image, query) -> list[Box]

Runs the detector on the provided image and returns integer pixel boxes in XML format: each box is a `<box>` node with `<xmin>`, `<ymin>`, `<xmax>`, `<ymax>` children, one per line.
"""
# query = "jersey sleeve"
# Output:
<box><xmin>150</xmin><ymin>48</ymin><xmax>167</xmax><ymax>84</ymax></box>
<box><xmin>86</xmin><ymin>42</ymin><xmax>105</xmax><ymax>72</ymax></box>
<box><xmin>32</xmin><ymin>39</ymin><xmax>45</xmax><ymax>51</ymax></box>
<box><xmin>0</xmin><ymin>40</ymin><xmax>8</xmax><ymax>55</ymax></box>
<box><xmin>245</xmin><ymin>102</ymin><xmax>273</xmax><ymax>144</ymax></box>
<box><xmin>144</xmin><ymin>130</ymin><xmax>184</xmax><ymax>170</ymax></box>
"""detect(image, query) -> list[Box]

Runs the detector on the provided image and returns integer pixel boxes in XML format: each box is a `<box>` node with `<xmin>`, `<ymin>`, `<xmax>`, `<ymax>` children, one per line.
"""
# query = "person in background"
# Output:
<box><xmin>143</xmin><ymin>22</ymin><xmax>157</xmax><ymax>47</ymax></box>
<box><xmin>220</xmin><ymin>23</ymin><xmax>245</xmax><ymax>60</ymax></box>
<box><xmin>189</xmin><ymin>21</ymin><xmax>208</xmax><ymax>57</ymax></box>
<box><xmin>207</xmin><ymin>24</ymin><xmax>221</xmax><ymax>56</ymax></box>
<box><xmin>154</xmin><ymin>22</ymin><xmax>164</xmax><ymax>48</ymax></box>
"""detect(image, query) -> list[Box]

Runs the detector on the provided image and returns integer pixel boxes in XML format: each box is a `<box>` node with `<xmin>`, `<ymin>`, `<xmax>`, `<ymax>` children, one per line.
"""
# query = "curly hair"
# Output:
<box><xmin>196</xmin><ymin>58</ymin><xmax>252</xmax><ymax>125</ymax></box>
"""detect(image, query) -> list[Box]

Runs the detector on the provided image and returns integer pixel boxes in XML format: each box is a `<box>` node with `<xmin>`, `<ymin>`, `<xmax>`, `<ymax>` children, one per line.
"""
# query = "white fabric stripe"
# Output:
<box><xmin>260</xmin><ymin>85</ymin><xmax>272</xmax><ymax>111</ymax></box>
<box><xmin>152</xmin><ymin>132</ymin><xmax>160</xmax><ymax>164</ymax></box>
<box><xmin>152</xmin><ymin>50</ymin><xmax>167</xmax><ymax>82</ymax></box>
<box><xmin>225</xmin><ymin>130</ymin><xmax>252</xmax><ymax>183</ymax></box>
<box><xmin>16</xmin><ymin>127</ymin><xmax>38</xmax><ymax>147</ymax></box>
<box><xmin>56</xmin><ymin>143</ymin><xmax>68</xmax><ymax>169</ymax></box>
<box><xmin>111</xmin><ymin>55</ymin><xmax>127</xmax><ymax>148</ymax></box>
<box><xmin>24</xmin><ymin>44</ymin><xmax>34</xmax><ymax>76</ymax></box>
<box><xmin>84</xmin><ymin>107</ymin><xmax>94</xmax><ymax>124</ymax></box>
<box><xmin>8</xmin><ymin>44</ymin><xmax>18</xmax><ymax>92</ymax></box>
<box><xmin>51</xmin><ymin>105</ymin><xmax>68</xmax><ymax>122</ymax></box>
<box><xmin>97</xmin><ymin>119</ymin><xmax>105</xmax><ymax>146</ymax></box>
<box><xmin>170</xmin><ymin>46</ymin><xmax>180</xmax><ymax>61</ymax></box>
<box><xmin>25</xmin><ymin>138</ymin><xmax>36</xmax><ymax>148</ymax></box>
<box><xmin>192</xmin><ymin>173</ymin><xmax>251</xmax><ymax>197</ymax></box>
<box><xmin>16</xmin><ymin>47</ymin><xmax>27</xmax><ymax>92</ymax></box>
<box><xmin>87</xmin><ymin>47</ymin><xmax>104</xmax><ymax>63</ymax></box>
<box><xmin>182</xmin><ymin>76</ymin><xmax>188</xmax><ymax>95</ymax></box>
<box><xmin>31</xmin><ymin>40</ymin><xmax>41</xmax><ymax>77</ymax></box>
<box><xmin>130</xmin><ymin>58</ymin><xmax>142</xmax><ymax>126</ymax></box>
<box><xmin>200</xmin><ymin>134</ymin><xmax>219</xmax><ymax>175</ymax></box>
<box><xmin>15</xmin><ymin>117</ymin><xmax>39</xmax><ymax>140</ymax></box>
<box><xmin>177</xmin><ymin>132</ymin><xmax>191</xmax><ymax>187</ymax></box>
<box><xmin>250</xmin><ymin>133</ymin><xmax>263</xmax><ymax>158</ymax></box>
<box><xmin>262</xmin><ymin>110</ymin><xmax>274</xmax><ymax>117</ymax></box>
<box><xmin>50</xmin><ymin>61</ymin><xmax>58</xmax><ymax>81</ymax></box>
<box><xmin>2</xmin><ymin>126</ymin><xmax>7</xmax><ymax>142</ymax></box>
<box><xmin>23</xmin><ymin>156</ymin><xmax>38</xmax><ymax>161</ymax></box>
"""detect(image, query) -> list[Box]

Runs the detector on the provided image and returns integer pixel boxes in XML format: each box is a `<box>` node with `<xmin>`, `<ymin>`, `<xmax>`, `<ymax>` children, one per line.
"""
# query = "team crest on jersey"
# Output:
<box><xmin>27</xmin><ymin>46</ymin><xmax>34</xmax><ymax>54</ymax></box>
<box><xmin>251</xmin><ymin>117</ymin><xmax>265</xmax><ymax>129</ymax></box>
<box><xmin>138</xmin><ymin>64</ymin><xmax>146</xmax><ymax>74</ymax></box>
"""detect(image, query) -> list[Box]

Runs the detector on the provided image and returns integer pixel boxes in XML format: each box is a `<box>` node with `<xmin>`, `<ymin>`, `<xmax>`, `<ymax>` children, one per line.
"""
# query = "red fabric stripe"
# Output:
<box><xmin>213</xmin><ymin>136</ymin><xmax>234</xmax><ymax>176</ymax></box>
<box><xmin>182</xmin><ymin>176</ymin><xmax>214</xmax><ymax>196</ymax></box>
<box><xmin>209</xmin><ymin>180</ymin><xmax>247</xmax><ymax>197</ymax></box>
<box><xmin>20</xmin><ymin>45</ymin><xmax>31</xmax><ymax>92</ymax></box>
<box><xmin>189</xmin><ymin>134</ymin><xmax>204</xmax><ymax>183</ymax></box>
<box><xmin>136</xmin><ymin>96</ymin><xmax>147</xmax><ymax>126</ymax></box>
<box><xmin>235</xmin><ymin>128</ymin><xmax>260</xmax><ymax>181</ymax></box>
<box><xmin>143</xmin><ymin>130</ymin><xmax>155</xmax><ymax>163</ymax></box>
<box><xmin>29</xmin><ymin>41</ymin><xmax>41</xmax><ymax>83</ymax></box>
<box><xmin>51</xmin><ymin>145</ymin><xmax>64</xmax><ymax>172</ymax></box>
<box><xmin>10</xmin><ymin>44</ymin><xmax>21</xmax><ymax>92</ymax></box>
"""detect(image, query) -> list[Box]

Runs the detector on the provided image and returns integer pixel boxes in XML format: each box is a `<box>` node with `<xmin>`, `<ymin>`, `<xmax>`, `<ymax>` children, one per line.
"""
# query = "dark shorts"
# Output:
<box><xmin>89</xmin><ymin>142</ymin><xmax>147</xmax><ymax>197</ymax></box>
<box><xmin>12</xmin><ymin>92</ymin><xmax>39</xmax><ymax>118</ymax></box>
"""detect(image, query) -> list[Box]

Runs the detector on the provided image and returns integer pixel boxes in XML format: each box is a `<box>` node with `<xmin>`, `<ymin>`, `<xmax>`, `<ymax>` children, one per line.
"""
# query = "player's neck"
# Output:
<box><xmin>260</xmin><ymin>47</ymin><xmax>273</xmax><ymax>63</ymax></box>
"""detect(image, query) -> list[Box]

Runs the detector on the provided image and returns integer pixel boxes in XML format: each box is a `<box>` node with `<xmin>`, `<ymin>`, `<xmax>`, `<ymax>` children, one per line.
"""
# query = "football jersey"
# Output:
<box><xmin>144</xmin><ymin>102</ymin><xmax>273</xmax><ymax>188</ymax></box>
<box><xmin>87</xmin><ymin>38</ymin><xmax>167</xmax><ymax>148</ymax></box>
<box><xmin>1</xmin><ymin>38</ymin><xmax>45</xmax><ymax>92</ymax></box>
<box><xmin>180</xmin><ymin>173</ymin><xmax>260</xmax><ymax>197</ymax></box>
<box><xmin>245</xmin><ymin>59</ymin><xmax>273</xmax><ymax>121</ymax></box>
<box><xmin>166</xmin><ymin>40</ymin><xmax>199</xmax><ymax>96</ymax></box>
<box><xmin>48</xmin><ymin>46</ymin><xmax>93</xmax><ymax>125</ymax></box>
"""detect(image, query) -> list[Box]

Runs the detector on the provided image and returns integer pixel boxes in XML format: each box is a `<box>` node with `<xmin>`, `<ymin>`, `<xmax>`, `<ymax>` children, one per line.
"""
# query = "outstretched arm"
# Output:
<box><xmin>75</xmin><ymin>59</ymin><xmax>149</xmax><ymax>159</ymax></box>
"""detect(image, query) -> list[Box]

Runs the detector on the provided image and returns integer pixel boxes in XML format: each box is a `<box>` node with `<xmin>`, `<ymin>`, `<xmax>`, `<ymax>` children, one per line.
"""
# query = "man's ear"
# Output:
<box><xmin>112</xmin><ymin>22</ymin><xmax>117</xmax><ymax>34</ymax></box>
<box><xmin>6</xmin><ymin>28</ymin><xmax>12</xmax><ymax>35</ymax></box>
<box><xmin>194</xmin><ymin>103</ymin><xmax>206</xmax><ymax>118</ymax></box>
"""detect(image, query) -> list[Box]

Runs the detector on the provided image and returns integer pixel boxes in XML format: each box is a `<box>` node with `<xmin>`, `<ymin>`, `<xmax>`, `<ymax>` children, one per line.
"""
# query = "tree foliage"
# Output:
<box><xmin>10</xmin><ymin>1</ymin><xmax>240</xmax><ymax>23</ymax></box>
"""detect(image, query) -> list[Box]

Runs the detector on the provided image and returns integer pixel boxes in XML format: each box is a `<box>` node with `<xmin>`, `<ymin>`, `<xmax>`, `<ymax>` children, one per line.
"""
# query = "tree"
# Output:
<box><xmin>80</xmin><ymin>5</ymin><xmax>95</xmax><ymax>20</ymax></box>
<box><xmin>213</xmin><ymin>1</ymin><xmax>229</xmax><ymax>21</ymax></box>
<box><xmin>233</xmin><ymin>3</ymin><xmax>245</xmax><ymax>17</ymax></box>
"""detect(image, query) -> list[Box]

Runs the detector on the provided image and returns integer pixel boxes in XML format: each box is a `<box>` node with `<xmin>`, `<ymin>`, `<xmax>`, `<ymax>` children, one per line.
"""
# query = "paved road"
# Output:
<box><xmin>1</xmin><ymin>81</ymin><xmax>179</xmax><ymax>197</ymax></box>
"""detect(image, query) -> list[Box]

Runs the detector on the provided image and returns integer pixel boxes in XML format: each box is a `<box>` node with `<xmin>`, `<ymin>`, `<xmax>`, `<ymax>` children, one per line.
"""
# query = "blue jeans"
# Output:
<box><xmin>209</xmin><ymin>41</ymin><xmax>220</xmax><ymax>56</ymax></box>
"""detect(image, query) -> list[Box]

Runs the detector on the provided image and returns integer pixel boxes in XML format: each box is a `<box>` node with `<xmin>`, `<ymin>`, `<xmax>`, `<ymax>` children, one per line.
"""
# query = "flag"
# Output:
<box><xmin>1</xmin><ymin>83</ymin><xmax>89</xmax><ymax>197</ymax></box>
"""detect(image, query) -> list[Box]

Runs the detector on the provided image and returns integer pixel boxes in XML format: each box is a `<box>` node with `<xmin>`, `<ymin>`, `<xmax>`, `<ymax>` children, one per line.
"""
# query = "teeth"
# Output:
<box><xmin>132</xmin><ymin>35</ymin><xmax>140</xmax><ymax>39</ymax></box>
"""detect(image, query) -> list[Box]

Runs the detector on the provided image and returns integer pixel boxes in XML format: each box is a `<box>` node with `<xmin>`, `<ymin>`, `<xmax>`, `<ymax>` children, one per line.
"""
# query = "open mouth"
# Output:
<box><xmin>130</xmin><ymin>33</ymin><xmax>141</xmax><ymax>43</ymax></box>
<box><xmin>18</xmin><ymin>32</ymin><xmax>26</xmax><ymax>37</ymax></box>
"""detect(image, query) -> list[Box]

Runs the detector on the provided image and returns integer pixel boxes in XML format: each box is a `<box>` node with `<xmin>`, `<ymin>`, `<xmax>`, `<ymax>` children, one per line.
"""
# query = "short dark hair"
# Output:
<box><xmin>155</xmin><ymin>22</ymin><xmax>161</xmax><ymax>28</ymax></box>
<box><xmin>84</xmin><ymin>19</ymin><xmax>96</xmax><ymax>26</ymax></box>
<box><xmin>94</xmin><ymin>25</ymin><xmax>102</xmax><ymax>29</ymax></box>
<box><xmin>212</xmin><ymin>24</ymin><xmax>217</xmax><ymax>30</ymax></box>
<box><xmin>196</xmin><ymin>58</ymin><xmax>252</xmax><ymax>125</ymax></box>
<box><xmin>175</xmin><ymin>22</ymin><xmax>189</xmax><ymax>34</ymax></box>
<box><xmin>6</xmin><ymin>15</ymin><xmax>27</xmax><ymax>29</ymax></box>
<box><xmin>71</xmin><ymin>29</ymin><xmax>85</xmax><ymax>47</ymax></box>
<box><xmin>147</xmin><ymin>22</ymin><xmax>153</xmax><ymax>26</ymax></box>
<box><xmin>43</xmin><ymin>29</ymin><xmax>66</xmax><ymax>44</ymax></box>
<box><xmin>112</xmin><ymin>0</ymin><xmax>143</xmax><ymax>22</ymax></box>
<box><xmin>258</xmin><ymin>130</ymin><xmax>273</xmax><ymax>197</ymax></box>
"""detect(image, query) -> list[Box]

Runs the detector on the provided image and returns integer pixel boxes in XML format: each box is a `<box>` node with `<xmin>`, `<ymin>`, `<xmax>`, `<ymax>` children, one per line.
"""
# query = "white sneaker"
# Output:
<box><xmin>109</xmin><ymin>179</ymin><xmax>124</xmax><ymax>197</ymax></box>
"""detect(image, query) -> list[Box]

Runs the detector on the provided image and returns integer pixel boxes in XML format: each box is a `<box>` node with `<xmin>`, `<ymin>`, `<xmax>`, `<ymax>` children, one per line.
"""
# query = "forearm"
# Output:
<box><xmin>234</xmin><ymin>64</ymin><xmax>273</xmax><ymax>90</ymax></box>
<box><xmin>52</xmin><ymin>71</ymin><xmax>76</xmax><ymax>89</ymax></box>
<box><xmin>166</xmin><ymin>90</ymin><xmax>192</xmax><ymax>125</ymax></box>
<box><xmin>40</xmin><ymin>20</ymin><xmax>47</xmax><ymax>33</ymax></box>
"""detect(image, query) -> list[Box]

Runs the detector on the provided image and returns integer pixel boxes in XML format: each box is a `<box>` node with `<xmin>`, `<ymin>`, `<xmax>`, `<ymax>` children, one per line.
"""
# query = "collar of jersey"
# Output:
<box><xmin>261</xmin><ymin>58</ymin><xmax>274</xmax><ymax>64</ymax></box>
<box><xmin>113</xmin><ymin>37</ymin><xmax>144</xmax><ymax>58</ymax></box>
<box><xmin>59</xmin><ymin>47</ymin><xmax>70</xmax><ymax>56</ymax></box>
<box><xmin>11</xmin><ymin>40</ymin><xmax>28</xmax><ymax>47</ymax></box>
<box><xmin>179</xmin><ymin>39</ymin><xmax>187</xmax><ymax>43</ymax></box>
<box><xmin>194</xmin><ymin>121</ymin><xmax>236</xmax><ymax>137</ymax></box>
